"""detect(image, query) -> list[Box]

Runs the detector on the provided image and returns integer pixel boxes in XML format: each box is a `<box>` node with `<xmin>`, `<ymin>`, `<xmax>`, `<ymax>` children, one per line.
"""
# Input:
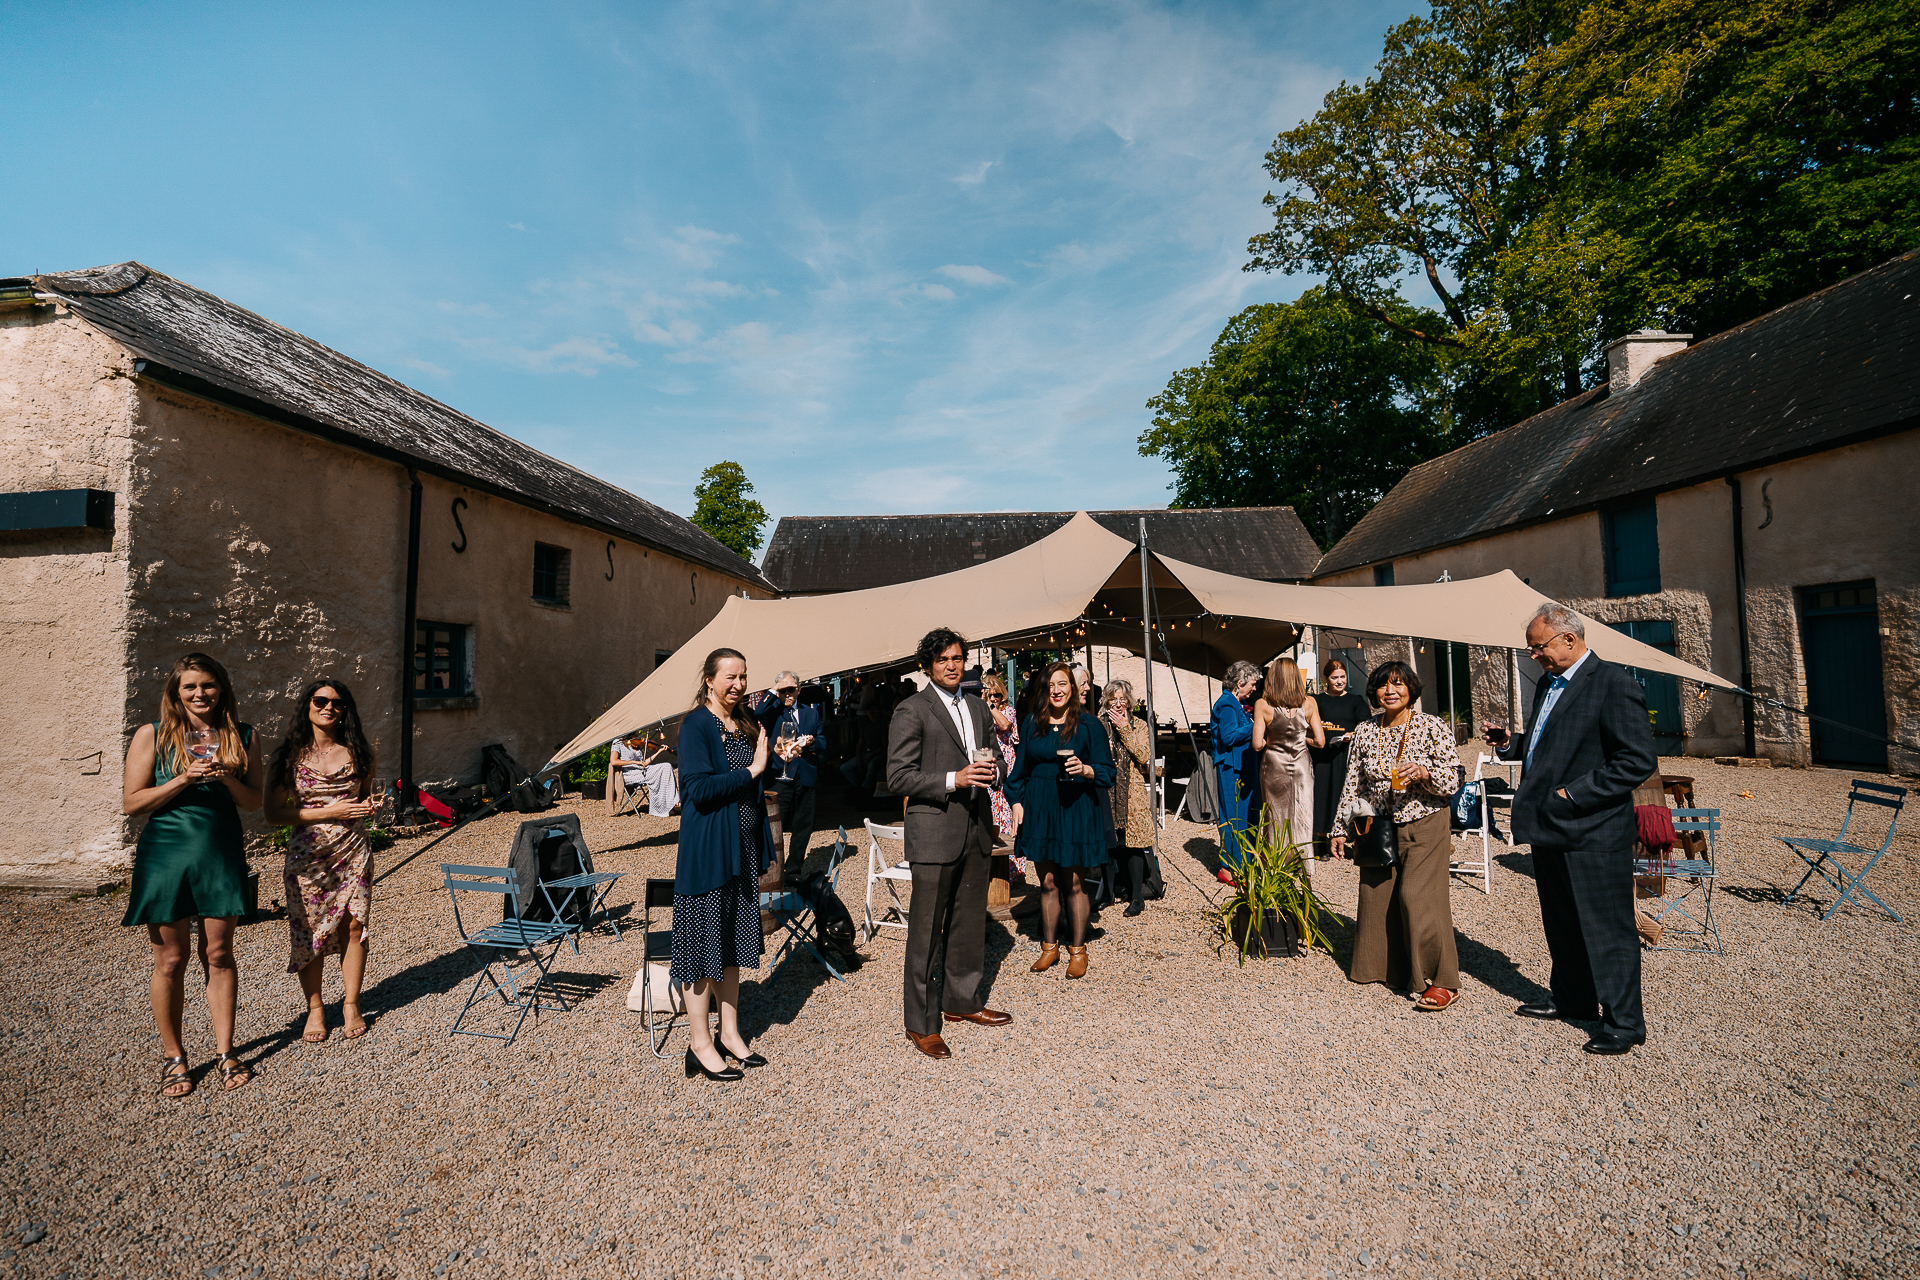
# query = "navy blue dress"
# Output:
<box><xmin>1006</xmin><ymin>714</ymin><xmax>1116</xmax><ymax>869</ymax></box>
<box><xmin>670</xmin><ymin>717</ymin><xmax>764</xmax><ymax>984</ymax></box>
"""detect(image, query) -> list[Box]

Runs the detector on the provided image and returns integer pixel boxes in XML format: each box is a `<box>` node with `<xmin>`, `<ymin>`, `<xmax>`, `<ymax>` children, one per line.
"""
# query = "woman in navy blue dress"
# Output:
<box><xmin>672</xmin><ymin>648</ymin><xmax>775</xmax><ymax>1082</ymax></box>
<box><xmin>1007</xmin><ymin>662</ymin><xmax>1114</xmax><ymax>979</ymax></box>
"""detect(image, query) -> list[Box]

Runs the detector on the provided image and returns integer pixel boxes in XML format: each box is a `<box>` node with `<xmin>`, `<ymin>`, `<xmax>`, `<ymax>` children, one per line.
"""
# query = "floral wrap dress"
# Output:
<box><xmin>284</xmin><ymin>760</ymin><xmax>373</xmax><ymax>972</ymax></box>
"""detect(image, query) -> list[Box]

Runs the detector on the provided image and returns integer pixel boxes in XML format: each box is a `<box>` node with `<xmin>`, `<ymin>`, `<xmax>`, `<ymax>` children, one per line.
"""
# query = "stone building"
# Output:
<box><xmin>0</xmin><ymin>262</ymin><xmax>772</xmax><ymax>890</ymax></box>
<box><xmin>1312</xmin><ymin>250</ymin><xmax>1918</xmax><ymax>773</ymax></box>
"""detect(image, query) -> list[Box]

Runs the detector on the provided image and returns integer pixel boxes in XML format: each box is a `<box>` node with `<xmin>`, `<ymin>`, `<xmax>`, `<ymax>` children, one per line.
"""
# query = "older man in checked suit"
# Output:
<box><xmin>1486</xmin><ymin>602</ymin><xmax>1658</xmax><ymax>1055</ymax></box>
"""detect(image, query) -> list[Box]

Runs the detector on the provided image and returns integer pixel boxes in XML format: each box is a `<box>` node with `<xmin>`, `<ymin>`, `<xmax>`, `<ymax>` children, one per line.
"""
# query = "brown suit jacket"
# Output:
<box><xmin>885</xmin><ymin>685</ymin><xmax>1000</xmax><ymax>865</ymax></box>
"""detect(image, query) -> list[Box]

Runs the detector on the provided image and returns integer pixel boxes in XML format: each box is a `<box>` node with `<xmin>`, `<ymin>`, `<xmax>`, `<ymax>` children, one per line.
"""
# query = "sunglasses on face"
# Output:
<box><xmin>311</xmin><ymin>696</ymin><xmax>345</xmax><ymax>710</ymax></box>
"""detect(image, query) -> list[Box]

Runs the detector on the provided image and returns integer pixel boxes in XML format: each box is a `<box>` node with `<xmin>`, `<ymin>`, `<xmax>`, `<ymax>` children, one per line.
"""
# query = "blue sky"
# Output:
<box><xmin>1</xmin><ymin>0</ymin><xmax>1418</xmax><ymax>548</ymax></box>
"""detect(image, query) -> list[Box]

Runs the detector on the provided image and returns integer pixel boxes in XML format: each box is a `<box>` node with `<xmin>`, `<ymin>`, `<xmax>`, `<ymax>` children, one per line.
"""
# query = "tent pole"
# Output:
<box><xmin>1140</xmin><ymin>518</ymin><xmax>1157</xmax><ymax>852</ymax></box>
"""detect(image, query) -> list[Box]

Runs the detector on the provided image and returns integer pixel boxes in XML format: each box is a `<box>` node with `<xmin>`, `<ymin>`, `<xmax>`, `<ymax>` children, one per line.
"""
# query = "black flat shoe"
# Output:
<box><xmin>722</xmin><ymin>1045</ymin><xmax>768</xmax><ymax>1069</ymax></box>
<box><xmin>1515</xmin><ymin>1000</ymin><xmax>1561</xmax><ymax>1020</ymax></box>
<box><xmin>685</xmin><ymin>1048</ymin><xmax>743</xmax><ymax>1081</ymax></box>
<box><xmin>1583</xmin><ymin>1031</ymin><xmax>1646</xmax><ymax>1056</ymax></box>
<box><xmin>1123</xmin><ymin>903</ymin><xmax>1144</xmax><ymax>917</ymax></box>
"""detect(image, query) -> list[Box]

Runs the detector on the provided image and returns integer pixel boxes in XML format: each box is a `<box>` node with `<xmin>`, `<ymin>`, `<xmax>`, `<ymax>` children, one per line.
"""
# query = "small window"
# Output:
<box><xmin>414</xmin><ymin>621</ymin><xmax>473</xmax><ymax>696</ymax></box>
<box><xmin>1603</xmin><ymin>502</ymin><xmax>1660</xmax><ymax>597</ymax></box>
<box><xmin>654</xmin><ymin>648</ymin><xmax>674</xmax><ymax>669</ymax></box>
<box><xmin>533</xmin><ymin>543</ymin><xmax>571</xmax><ymax>606</ymax></box>
<box><xmin>1373</xmin><ymin>563</ymin><xmax>1396</xmax><ymax>586</ymax></box>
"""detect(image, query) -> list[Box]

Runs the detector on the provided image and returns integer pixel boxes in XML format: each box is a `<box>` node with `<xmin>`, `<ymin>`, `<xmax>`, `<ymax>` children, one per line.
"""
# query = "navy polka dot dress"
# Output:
<box><xmin>669</xmin><ymin>724</ymin><xmax>764</xmax><ymax>984</ymax></box>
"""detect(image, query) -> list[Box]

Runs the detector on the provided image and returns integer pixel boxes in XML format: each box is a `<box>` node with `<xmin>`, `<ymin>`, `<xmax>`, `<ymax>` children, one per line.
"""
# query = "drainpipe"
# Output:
<box><xmin>1727</xmin><ymin>474</ymin><xmax>1757</xmax><ymax>756</ymax></box>
<box><xmin>399</xmin><ymin>470</ymin><xmax>423</xmax><ymax>808</ymax></box>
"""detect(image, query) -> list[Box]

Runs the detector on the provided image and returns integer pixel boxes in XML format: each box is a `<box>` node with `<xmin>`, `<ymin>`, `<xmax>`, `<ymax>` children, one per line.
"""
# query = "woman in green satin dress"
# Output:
<box><xmin>122</xmin><ymin>653</ymin><xmax>263</xmax><ymax>1098</ymax></box>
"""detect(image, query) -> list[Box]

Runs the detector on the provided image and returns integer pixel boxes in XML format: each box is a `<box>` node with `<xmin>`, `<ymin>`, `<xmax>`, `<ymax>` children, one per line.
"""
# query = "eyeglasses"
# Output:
<box><xmin>1525</xmin><ymin>632</ymin><xmax>1573</xmax><ymax>655</ymax></box>
<box><xmin>775</xmin><ymin>686</ymin><xmax>798</xmax><ymax>696</ymax></box>
<box><xmin>311</xmin><ymin>695</ymin><xmax>345</xmax><ymax>709</ymax></box>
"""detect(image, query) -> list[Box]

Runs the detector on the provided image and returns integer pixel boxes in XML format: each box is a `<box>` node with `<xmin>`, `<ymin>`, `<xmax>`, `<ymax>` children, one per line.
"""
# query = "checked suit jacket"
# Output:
<box><xmin>1499</xmin><ymin>653</ymin><xmax>1658</xmax><ymax>851</ymax></box>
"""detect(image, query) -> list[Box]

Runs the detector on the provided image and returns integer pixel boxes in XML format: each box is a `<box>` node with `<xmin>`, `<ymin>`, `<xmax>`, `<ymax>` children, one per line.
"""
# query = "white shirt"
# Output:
<box><xmin>1526</xmin><ymin>648</ymin><xmax>1591</xmax><ymax>770</ymax></box>
<box><xmin>933</xmin><ymin>685</ymin><xmax>977</xmax><ymax>793</ymax></box>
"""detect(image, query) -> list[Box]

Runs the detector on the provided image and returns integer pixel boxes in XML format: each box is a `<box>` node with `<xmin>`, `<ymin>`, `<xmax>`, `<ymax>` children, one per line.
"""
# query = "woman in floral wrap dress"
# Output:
<box><xmin>267</xmin><ymin>679</ymin><xmax>378</xmax><ymax>1043</ymax></box>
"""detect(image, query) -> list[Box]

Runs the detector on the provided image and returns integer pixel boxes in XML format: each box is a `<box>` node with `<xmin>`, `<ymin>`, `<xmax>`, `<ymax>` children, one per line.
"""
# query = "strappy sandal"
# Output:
<box><xmin>158</xmin><ymin>1055</ymin><xmax>194</xmax><ymax>1099</ymax></box>
<box><xmin>1414</xmin><ymin>986</ymin><xmax>1460</xmax><ymax>1011</ymax></box>
<box><xmin>215</xmin><ymin>1054</ymin><xmax>253</xmax><ymax>1091</ymax></box>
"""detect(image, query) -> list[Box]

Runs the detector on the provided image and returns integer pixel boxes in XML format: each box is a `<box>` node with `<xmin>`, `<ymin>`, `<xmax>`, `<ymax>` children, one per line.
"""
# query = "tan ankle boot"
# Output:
<box><xmin>1066</xmin><ymin>945</ymin><xmax>1088</xmax><ymax>979</ymax></box>
<box><xmin>1030</xmin><ymin>943</ymin><xmax>1060</xmax><ymax>973</ymax></box>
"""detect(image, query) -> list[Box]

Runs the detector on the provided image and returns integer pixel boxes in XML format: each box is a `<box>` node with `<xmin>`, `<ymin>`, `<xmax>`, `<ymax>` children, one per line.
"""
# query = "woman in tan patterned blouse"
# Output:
<box><xmin>1331</xmin><ymin>661</ymin><xmax>1463</xmax><ymax>1010</ymax></box>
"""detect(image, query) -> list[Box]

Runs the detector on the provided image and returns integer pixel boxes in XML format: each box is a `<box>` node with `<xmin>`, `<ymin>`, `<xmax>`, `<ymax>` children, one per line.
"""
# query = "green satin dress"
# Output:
<box><xmin>121</xmin><ymin>724</ymin><xmax>253</xmax><ymax>926</ymax></box>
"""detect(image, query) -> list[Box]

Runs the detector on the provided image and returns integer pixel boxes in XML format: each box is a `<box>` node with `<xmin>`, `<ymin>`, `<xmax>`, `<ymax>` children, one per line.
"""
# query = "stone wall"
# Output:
<box><xmin>0</xmin><ymin>306</ymin><xmax>139</xmax><ymax>888</ymax></box>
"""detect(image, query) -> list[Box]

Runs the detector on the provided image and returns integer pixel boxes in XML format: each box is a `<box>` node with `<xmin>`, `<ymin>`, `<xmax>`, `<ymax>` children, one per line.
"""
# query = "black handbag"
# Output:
<box><xmin>1349</xmin><ymin>724</ymin><xmax>1409</xmax><ymax>869</ymax></box>
<box><xmin>1350</xmin><ymin>812</ymin><xmax>1399</xmax><ymax>868</ymax></box>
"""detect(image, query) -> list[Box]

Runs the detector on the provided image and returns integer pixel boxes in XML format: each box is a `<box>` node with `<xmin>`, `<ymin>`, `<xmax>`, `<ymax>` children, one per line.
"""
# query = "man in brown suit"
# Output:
<box><xmin>886</xmin><ymin>628</ymin><xmax>1013</xmax><ymax>1059</ymax></box>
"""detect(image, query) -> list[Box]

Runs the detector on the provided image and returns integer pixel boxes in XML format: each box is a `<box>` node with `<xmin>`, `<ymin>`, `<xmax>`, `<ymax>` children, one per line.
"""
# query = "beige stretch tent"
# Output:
<box><xmin>546</xmin><ymin>512</ymin><xmax>1731</xmax><ymax>770</ymax></box>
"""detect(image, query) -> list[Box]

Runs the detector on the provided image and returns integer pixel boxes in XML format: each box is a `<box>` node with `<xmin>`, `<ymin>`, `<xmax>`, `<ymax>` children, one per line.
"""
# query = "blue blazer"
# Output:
<box><xmin>1210</xmin><ymin>691</ymin><xmax>1254</xmax><ymax>779</ymax></box>
<box><xmin>754</xmin><ymin>698</ymin><xmax>826</xmax><ymax>789</ymax></box>
<box><xmin>674</xmin><ymin>706</ymin><xmax>773</xmax><ymax>897</ymax></box>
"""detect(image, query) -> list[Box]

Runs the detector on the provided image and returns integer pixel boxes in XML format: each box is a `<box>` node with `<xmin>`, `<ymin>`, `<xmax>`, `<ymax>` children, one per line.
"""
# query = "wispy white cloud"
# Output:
<box><xmin>952</xmin><ymin>160</ymin><xmax>996</xmax><ymax>186</ymax></box>
<box><xmin>937</xmin><ymin>264</ymin><xmax>1010</xmax><ymax>287</ymax></box>
<box><xmin>455</xmin><ymin>333</ymin><xmax>636</xmax><ymax>375</ymax></box>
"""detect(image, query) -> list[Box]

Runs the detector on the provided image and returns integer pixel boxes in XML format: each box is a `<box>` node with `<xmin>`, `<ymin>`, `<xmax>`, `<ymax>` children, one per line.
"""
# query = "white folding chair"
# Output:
<box><xmin>1452</xmin><ymin>753</ymin><xmax>1516</xmax><ymax>895</ymax></box>
<box><xmin>863</xmin><ymin>819</ymin><xmax>911</xmax><ymax>943</ymax></box>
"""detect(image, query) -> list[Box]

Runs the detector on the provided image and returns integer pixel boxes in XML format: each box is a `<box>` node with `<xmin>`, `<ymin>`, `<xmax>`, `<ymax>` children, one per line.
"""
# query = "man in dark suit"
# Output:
<box><xmin>754</xmin><ymin>672</ymin><xmax>824</xmax><ymax>876</ymax></box>
<box><xmin>1485</xmin><ymin>603</ymin><xmax>1658</xmax><ymax>1055</ymax></box>
<box><xmin>886</xmin><ymin>628</ymin><xmax>1011</xmax><ymax>1059</ymax></box>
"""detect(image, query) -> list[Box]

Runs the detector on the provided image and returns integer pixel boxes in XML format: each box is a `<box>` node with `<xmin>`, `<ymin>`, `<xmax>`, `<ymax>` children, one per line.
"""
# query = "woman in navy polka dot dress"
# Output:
<box><xmin>671</xmin><ymin>648</ymin><xmax>776</xmax><ymax>1082</ymax></box>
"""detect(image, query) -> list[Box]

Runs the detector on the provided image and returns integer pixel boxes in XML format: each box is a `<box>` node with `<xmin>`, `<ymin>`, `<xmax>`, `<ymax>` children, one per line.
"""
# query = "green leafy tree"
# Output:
<box><xmin>1247</xmin><ymin>0</ymin><xmax>1920</xmax><ymax>427</ymax></box>
<box><xmin>1138</xmin><ymin>289</ymin><xmax>1459</xmax><ymax>549</ymax></box>
<box><xmin>690</xmin><ymin>461</ymin><xmax>769</xmax><ymax>559</ymax></box>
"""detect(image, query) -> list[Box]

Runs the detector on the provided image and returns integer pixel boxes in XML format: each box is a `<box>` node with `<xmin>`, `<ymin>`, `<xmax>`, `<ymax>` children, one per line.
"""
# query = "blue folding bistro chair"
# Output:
<box><xmin>1780</xmin><ymin>780</ymin><xmax>1907</xmax><ymax>921</ymax></box>
<box><xmin>441</xmin><ymin>863</ymin><xmax>578</xmax><ymax>1044</ymax></box>
<box><xmin>540</xmin><ymin>868</ymin><xmax>627</xmax><ymax>952</ymax></box>
<box><xmin>1634</xmin><ymin>809</ymin><xmax>1723</xmax><ymax>954</ymax></box>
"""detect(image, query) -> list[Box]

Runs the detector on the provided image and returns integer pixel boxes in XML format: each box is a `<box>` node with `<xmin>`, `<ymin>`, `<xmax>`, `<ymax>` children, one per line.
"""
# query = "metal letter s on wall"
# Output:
<box><xmin>450</xmin><ymin>497</ymin><xmax>469</xmax><ymax>553</ymax></box>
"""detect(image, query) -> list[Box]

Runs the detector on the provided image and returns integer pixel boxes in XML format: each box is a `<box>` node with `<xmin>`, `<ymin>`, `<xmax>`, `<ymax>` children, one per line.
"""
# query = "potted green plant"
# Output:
<box><xmin>1214</xmin><ymin>819</ymin><xmax>1333</xmax><ymax>964</ymax></box>
<box><xmin>569</xmin><ymin>743</ymin><xmax>611</xmax><ymax>800</ymax></box>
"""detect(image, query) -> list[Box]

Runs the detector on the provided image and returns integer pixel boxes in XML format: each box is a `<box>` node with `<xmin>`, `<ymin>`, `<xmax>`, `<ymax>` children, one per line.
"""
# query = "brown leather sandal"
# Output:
<box><xmin>1414</xmin><ymin>985</ymin><xmax>1460</xmax><ymax>1011</ymax></box>
<box><xmin>1030</xmin><ymin>944</ymin><xmax>1060</xmax><ymax>973</ymax></box>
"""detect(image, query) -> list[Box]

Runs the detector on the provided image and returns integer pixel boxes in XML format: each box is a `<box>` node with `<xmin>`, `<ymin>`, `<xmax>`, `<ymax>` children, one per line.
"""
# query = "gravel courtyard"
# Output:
<box><xmin>4</xmin><ymin>757</ymin><xmax>1916</xmax><ymax>1279</ymax></box>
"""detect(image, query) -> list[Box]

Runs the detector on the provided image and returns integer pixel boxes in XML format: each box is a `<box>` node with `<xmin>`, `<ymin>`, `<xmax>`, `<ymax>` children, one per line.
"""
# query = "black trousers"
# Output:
<box><xmin>770</xmin><ymin>779</ymin><xmax>816</xmax><ymax>869</ymax></box>
<box><xmin>902</xmin><ymin>843</ymin><xmax>992</xmax><ymax>1036</ymax></box>
<box><xmin>1531</xmin><ymin>844</ymin><xmax>1645</xmax><ymax>1038</ymax></box>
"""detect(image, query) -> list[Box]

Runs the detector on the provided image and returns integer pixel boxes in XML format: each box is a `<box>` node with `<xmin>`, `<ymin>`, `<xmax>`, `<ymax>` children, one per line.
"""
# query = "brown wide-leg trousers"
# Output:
<box><xmin>1349</xmin><ymin>807</ymin><xmax>1460</xmax><ymax>991</ymax></box>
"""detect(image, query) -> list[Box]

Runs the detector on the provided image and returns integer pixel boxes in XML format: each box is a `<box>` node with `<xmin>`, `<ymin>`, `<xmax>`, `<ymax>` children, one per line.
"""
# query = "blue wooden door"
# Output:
<box><xmin>1618</xmin><ymin>620</ymin><xmax>1683</xmax><ymax>751</ymax></box>
<box><xmin>1802</xmin><ymin>583</ymin><xmax>1887</xmax><ymax>768</ymax></box>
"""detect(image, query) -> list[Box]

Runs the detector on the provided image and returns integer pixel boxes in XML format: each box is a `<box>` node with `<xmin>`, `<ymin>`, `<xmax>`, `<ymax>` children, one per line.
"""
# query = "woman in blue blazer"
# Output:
<box><xmin>673</xmin><ymin>648</ymin><xmax>775</xmax><ymax>1082</ymax></box>
<box><xmin>1210</xmin><ymin>662</ymin><xmax>1263</xmax><ymax>881</ymax></box>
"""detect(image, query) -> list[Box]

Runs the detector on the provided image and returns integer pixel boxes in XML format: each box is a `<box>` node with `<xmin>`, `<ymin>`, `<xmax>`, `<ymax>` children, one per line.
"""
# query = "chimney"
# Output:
<box><xmin>1604</xmin><ymin>329</ymin><xmax>1691</xmax><ymax>390</ymax></box>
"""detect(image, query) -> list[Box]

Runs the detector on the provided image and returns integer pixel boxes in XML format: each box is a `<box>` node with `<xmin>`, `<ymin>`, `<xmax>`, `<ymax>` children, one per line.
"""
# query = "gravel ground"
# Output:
<box><xmin>4</xmin><ymin>757</ymin><xmax>1917</xmax><ymax>1279</ymax></box>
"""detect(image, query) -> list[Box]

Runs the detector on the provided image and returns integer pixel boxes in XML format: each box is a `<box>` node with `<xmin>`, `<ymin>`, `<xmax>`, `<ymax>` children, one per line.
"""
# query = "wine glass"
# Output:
<box><xmin>776</xmin><ymin>733</ymin><xmax>795</xmax><ymax>761</ymax></box>
<box><xmin>187</xmin><ymin>729</ymin><xmax>217</xmax><ymax>763</ymax></box>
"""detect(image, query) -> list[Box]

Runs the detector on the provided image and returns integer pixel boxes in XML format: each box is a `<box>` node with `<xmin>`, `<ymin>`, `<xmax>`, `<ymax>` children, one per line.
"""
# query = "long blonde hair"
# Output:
<box><xmin>1262</xmin><ymin>657</ymin><xmax>1306</xmax><ymax>709</ymax></box>
<box><xmin>156</xmin><ymin>653</ymin><xmax>248</xmax><ymax>774</ymax></box>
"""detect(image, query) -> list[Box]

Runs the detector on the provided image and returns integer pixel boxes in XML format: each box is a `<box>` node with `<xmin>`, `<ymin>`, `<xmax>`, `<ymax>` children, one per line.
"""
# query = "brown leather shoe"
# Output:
<box><xmin>1030</xmin><ymin>944</ymin><xmax>1060</xmax><ymax>973</ymax></box>
<box><xmin>944</xmin><ymin>1008</ymin><xmax>1013</xmax><ymax>1026</ymax></box>
<box><xmin>1066</xmin><ymin>945</ymin><xmax>1089</xmax><ymax>979</ymax></box>
<box><xmin>904</xmin><ymin>1029</ymin><xmax>951</xmax><ymax>1059</ymax></box>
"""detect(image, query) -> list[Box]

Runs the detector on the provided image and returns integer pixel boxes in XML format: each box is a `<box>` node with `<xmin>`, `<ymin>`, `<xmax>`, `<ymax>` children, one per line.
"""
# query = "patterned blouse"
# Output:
<box><xmin>1332</xmin><ymin>712</ymin><xmax>1459</xmax><ymax>836</ymax></box>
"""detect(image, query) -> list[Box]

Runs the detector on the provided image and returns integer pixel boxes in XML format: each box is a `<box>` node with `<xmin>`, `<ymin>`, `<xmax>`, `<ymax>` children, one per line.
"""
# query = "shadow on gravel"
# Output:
<box><xmin>1182</xmin><ymin>835</ymin><xmax>1226</xmax><ymax>878</ymax></box>
<box><xmin>1720</xmin><ymin>882</ymin><xmax>1793</xmax><ymax>904</ymax></box>
<box><xmin>599</xmin><ymin>830</ymin><xmax>679</xmax><ymax>854</ymax></box>
<box><xmin>1454</xmin><ymin>934</ymin><xmax>1551</xmax><ymax>1004</ymax></box>
<box><xmin>740</xmin><ymin>951</ymin><xmax>839</xmax><ymax>1041</ymax></box>
<box><xmin>1495</xmin><ymin>851</ymin><xmax>1535</xmax><ymax>879</ymax></box>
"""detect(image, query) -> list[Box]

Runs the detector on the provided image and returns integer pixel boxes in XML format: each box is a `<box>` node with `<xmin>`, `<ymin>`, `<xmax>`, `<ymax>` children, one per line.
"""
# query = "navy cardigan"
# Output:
<box><xmin>674</xmin><ymin>706</ymin><xmax>773</xmax><ymax>897</ymax></box>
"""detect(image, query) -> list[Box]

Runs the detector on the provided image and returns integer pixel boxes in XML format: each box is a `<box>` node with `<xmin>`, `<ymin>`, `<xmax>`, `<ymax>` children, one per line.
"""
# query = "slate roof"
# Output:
<box><xmin>1316</xmin><ymin>249</ymin><xmax>1920</xmax><ymax>578</ymax></box>
<box><xmin>12</xmin><ymin>262</ymin><xmax>772</xmax><ymax>588</ymax></box>
<box><xmin>762</xmin><ymin>507</ymin><xmax>1322</xmax><ymax>594</ymax></box>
